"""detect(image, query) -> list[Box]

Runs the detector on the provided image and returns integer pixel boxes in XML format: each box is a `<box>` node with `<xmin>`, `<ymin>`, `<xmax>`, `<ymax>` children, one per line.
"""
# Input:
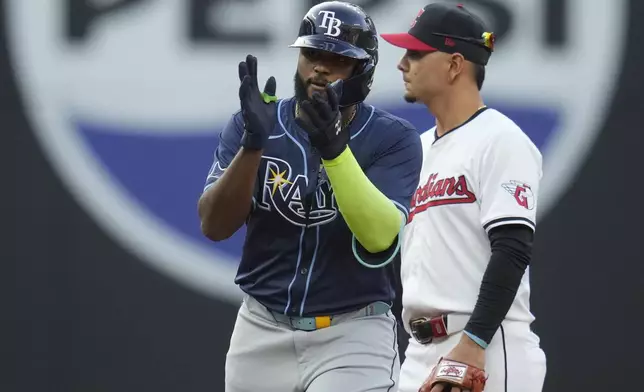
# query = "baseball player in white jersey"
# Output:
<box><xmin>380</xmin><ymin>3</ymin><xmax>547</xmax><ymax>392</ymax></box>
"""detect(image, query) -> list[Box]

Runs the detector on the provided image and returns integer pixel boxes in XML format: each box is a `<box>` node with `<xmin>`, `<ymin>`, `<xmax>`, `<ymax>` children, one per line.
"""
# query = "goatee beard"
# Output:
<box><xmin>294</xmin><ymin>72</ymin><xmax>309</xmax><ymax>104</ymax></box>
<box><xmin>404</xmin><ymin>96</ymin><xmax>417</xmax><ymax>103</ymax></box>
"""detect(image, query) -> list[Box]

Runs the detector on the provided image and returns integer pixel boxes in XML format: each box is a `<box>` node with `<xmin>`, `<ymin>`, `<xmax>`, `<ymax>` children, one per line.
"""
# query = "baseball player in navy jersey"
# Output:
<box><xmin>197</xmin><ymin>2</ymin><xmax>422</xmax><ymax>391</ymax></box>
<box><xmin>380</xmin><ymin>3</ymin><xmax>547</xmax><ymax>392</ymax></box>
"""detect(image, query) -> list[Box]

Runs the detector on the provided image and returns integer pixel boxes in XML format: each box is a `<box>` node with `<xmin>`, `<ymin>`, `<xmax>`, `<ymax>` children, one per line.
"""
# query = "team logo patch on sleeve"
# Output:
<box><xmin>502</xmin><ymin>181</ymin><xmax>535</xmax><ymax>210</ymax></box>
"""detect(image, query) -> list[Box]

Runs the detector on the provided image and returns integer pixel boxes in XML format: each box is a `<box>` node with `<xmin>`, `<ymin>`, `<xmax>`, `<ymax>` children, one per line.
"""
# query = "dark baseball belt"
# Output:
<box><xmin>409</xmin><ymin>313</ymin><xmax>470</xmax><ymax>344</ymax></box>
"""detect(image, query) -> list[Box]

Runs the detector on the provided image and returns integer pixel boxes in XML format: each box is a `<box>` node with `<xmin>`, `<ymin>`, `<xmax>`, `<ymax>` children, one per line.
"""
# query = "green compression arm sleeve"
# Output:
<box><xmin>322</xmin><ymin>147</ymin><xmax>402</xmax><ymax>253</ymax></box>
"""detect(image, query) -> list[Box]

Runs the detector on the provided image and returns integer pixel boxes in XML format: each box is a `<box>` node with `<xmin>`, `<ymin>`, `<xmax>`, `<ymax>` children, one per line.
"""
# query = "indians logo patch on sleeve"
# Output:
<box><xmin>502</xmin><ymin>181</ymin><xmax>535</xmax><ymax>210</ymax></box>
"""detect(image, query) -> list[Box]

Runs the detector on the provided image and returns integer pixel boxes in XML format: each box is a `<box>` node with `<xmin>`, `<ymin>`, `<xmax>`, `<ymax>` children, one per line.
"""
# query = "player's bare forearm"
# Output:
<box><xmin>198</xmin><ymin>148</ymin><xmax>263</xmax><ymax>241</ymax></box>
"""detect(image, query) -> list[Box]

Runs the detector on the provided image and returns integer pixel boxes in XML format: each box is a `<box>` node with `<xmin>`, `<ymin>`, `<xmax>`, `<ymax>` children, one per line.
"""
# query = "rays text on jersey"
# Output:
<box><xmin>257</xmin><ymin>156</ymin><xmax>338</xmax><ymax>226</ymax></box>
<box><xmin>409</xmin><ymin>173</ymin><xmax>477</xmax><ymax>222</ymax></box>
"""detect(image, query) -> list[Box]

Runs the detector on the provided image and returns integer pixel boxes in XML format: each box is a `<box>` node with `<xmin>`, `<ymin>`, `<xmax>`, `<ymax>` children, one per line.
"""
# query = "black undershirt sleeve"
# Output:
<box><xmin>463</xmin><ymin>224</ymin><xmax>534</xmax><ymax>345</ymax></box>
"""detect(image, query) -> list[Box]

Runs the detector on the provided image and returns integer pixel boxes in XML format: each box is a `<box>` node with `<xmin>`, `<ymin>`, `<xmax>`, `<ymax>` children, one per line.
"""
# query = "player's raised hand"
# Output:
<box><xmin>237</xmin><ymin>54</ymin><xmax>278</xmax><ymax>151</ymax></box>
<box><xmin>296</xmin><ymin>79</ymin><xmax>349</xmax><ymax>160</ymax></box>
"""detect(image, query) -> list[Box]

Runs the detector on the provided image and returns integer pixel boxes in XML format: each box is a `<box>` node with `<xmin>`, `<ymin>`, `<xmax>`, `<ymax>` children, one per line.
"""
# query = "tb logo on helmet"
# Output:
<box><xmin>318</xmin><ymin>10</ymin><xmax>343</xmax><ymax>37</ymax></box>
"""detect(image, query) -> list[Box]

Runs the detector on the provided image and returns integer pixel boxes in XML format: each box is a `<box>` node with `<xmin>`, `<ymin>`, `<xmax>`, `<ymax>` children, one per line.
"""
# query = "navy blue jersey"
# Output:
<box><xmin>204</xmin><ymin>97</ymin><xmax>422</xmax><ymax>316</ymax></box>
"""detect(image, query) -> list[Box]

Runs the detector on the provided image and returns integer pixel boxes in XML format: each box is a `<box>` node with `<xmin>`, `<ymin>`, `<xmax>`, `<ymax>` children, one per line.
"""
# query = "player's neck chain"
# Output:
<box><xmin>295</xmin><ymin>102</ymin><xmax>357</xmax><ymax>129</ymax></box>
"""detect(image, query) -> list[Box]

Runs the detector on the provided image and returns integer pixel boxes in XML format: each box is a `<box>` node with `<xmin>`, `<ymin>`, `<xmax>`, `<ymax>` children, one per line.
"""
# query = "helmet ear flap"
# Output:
<box><xmin>338</xmin><ymin>59</ymin><xmax>376</xmax><ymax>108</ymax></box>
<box><xmin>351</xmin><ymin>59</ymin><xmax>367</xmax><ymax>78</ymax></box>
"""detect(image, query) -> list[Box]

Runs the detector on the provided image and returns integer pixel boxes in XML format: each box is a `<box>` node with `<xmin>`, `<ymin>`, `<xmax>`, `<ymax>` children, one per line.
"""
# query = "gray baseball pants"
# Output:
<box><xmin>224</xmin><ymin>295</ymin><xmax>400</xmax><ymax>392</ymax></box>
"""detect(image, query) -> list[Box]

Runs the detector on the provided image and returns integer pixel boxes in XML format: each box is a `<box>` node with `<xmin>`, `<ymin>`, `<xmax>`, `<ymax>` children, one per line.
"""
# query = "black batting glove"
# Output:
<box><xmin>296</xmin><ymin>80</ymin><xmax>349</xmax><ymax>160</ymax></box>
<box><xmin>238</xmin><ymin>54</ymin><xmax>277</xmax><ymax>150</ymax></box>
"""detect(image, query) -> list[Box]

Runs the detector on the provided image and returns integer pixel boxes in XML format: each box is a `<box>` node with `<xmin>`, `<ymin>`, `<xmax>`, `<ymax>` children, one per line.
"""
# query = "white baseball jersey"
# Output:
<box><xmin>400</xmin><ymin>107</ymin><xmax>542</xmax><ymax>333</ymax></box>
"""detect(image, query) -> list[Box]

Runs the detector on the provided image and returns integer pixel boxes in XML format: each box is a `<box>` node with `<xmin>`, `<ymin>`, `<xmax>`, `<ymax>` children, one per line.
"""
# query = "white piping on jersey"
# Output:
<box><xmin>299</xmin><ymin>225</ymin><xmax>321</xmax><ymax>316</ymax></box>
<box><xmin>390</xmin><ymin>200</ymin><xmax>410</xmax><ymax>223</ymax></box>
<box><xmin>350</xmin><ymin>105</ymin><xmax>375</xmax><ymax>140</ymax></box>
<box><xmin>285</xmin><ymin>227</ymin><xmax>307</xmax><ymax>315</ymax></box>
<box><xmin>276</xmin><ymin>99</ymin><xmax>309</xmax><ymax>315</ymax></box>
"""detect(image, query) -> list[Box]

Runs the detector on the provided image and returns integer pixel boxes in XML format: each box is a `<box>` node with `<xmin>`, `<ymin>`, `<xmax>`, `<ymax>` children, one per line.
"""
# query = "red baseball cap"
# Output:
<box><xmin>380</xmin><ymin>2</ymin><xmax>496</xmax><ymax>65</ymax></box>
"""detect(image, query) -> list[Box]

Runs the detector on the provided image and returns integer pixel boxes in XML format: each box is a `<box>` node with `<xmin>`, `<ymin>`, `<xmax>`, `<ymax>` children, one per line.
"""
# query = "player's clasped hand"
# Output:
<box><xmin>296</xmin><ymin>79</ymin><xmax>349</xmax><ymax>160</ymax></box>
<box><xmin>238</xmin><ymin>54</ymin><xmax>277</xmax><ymax>151</ymax></box>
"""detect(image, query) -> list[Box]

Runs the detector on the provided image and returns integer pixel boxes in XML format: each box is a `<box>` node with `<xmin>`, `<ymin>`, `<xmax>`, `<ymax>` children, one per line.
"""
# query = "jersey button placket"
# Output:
<box><xmin>293</xmin><ymin>144</ymin><xmax>319</xmax><ymax>316</ymax></box>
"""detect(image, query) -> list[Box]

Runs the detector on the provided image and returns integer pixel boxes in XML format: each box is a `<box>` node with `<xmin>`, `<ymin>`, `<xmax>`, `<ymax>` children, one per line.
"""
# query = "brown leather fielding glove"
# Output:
<box><xmin>420</xmin><ymin>357</ymin><xmax>488</xmax><ymax>392</ymax></box>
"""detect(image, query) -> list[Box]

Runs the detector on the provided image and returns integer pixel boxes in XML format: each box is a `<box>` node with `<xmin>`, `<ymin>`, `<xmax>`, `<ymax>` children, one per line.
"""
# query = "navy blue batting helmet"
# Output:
<box><xmin>289</xmin><ymin>1</ymin><xmax>379</xmax><ymax>107</ymax></box>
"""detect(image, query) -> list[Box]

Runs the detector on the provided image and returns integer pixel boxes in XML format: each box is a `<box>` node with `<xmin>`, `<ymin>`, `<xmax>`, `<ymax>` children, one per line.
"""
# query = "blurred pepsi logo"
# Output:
<box><xmin>6</xmin><ymin>0</ymin><xmax>627</xmax><ymax>301</ymax></box>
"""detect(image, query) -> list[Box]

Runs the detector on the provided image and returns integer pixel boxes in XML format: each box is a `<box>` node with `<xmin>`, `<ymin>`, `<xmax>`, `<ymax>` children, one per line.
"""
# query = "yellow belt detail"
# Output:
<box><xmin>314</xmin><ymin>316</ymin><xmax>331</xmax><ymax>329</ymax></box>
